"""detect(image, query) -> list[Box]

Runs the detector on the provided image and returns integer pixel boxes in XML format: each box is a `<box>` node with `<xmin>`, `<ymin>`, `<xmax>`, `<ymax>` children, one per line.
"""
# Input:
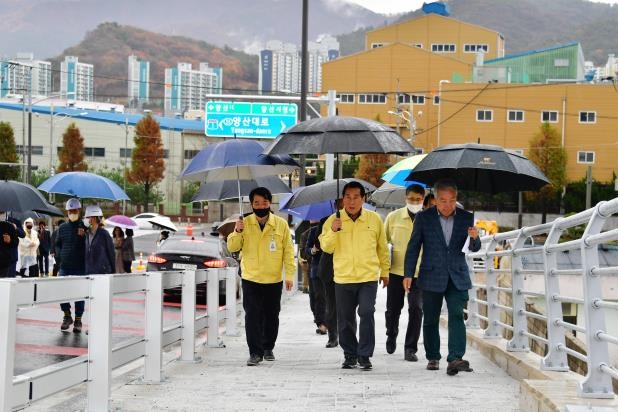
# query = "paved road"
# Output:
<box><xmin>28</xmin><ymin>285</ymin><xmax>520</xmax><ymax>412</ymax></box>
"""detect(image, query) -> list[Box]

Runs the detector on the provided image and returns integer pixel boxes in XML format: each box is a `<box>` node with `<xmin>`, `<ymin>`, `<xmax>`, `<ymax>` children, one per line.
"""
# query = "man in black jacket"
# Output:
<box><xmin>0</xmin><ymin>211</ymin><xmax>20</xmax><ymax>278</ymax></box>
<box><xmin>55</xmin><ymin>198</ymin><xmax>87</xmax><ymax>333</ymax></box>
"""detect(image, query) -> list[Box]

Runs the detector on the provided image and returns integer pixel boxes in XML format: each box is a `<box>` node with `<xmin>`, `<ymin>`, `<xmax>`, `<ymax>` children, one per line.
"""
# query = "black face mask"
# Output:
<box><xmin>253</xmin><ymin>208</ymin><xmax>270</xmax><ymax>218</ymax></box>
<box><xmin>26</xmin><ymin>225</ymin><xmax>33</xmax><ymax>230</ymax></box>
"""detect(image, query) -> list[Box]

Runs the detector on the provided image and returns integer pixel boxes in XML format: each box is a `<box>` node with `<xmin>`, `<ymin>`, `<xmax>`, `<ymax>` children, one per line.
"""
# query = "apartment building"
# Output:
<box><xmin>164</xmin><ymin>62</ymin><xmax>222</xmax><ymax>115</ymax></box>
<box><xmin>60</xmin><ymin>56</ymin><xmax>94</xmax><ymax>101</ymax></box>
<box><xmin>0</xmin><ymin>53</ymin><xmax>52</xmax><ymax>97</ymax></box>
<box><xmin>128</xmin><ymin>55</ymin><xmax>150</xmax><ymax>106</ymax></box>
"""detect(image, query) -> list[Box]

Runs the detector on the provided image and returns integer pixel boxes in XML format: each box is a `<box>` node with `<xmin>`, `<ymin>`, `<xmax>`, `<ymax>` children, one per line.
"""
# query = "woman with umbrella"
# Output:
<box><xmin>112</xmin><ymin>227</ymin><xmax>125</xmax><ymax>273</ymax></box>
<box><xmin>121</xmin><ymin>228</ymin><xmax>135</xmax><ymax>273</ymax></box>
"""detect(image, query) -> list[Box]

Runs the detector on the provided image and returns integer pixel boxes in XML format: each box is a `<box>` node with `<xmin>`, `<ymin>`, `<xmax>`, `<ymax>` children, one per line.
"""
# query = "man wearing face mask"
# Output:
<box><xmin>227</xmin><ymin>187</ymin><xmax>295</xmax><ymax>367</ymax></box>
<box><xmin>383</xmin><ymin>184</ymin><xmax>425</xmax><ymax>361</ymax></box>
<box><xmin>55</xmin><ymin>198</ymin><xmax>87</xmax><ymax>333</ymax></box>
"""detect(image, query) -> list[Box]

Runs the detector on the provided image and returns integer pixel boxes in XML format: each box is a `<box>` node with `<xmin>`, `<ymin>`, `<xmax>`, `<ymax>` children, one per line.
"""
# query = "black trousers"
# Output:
<box><xmin>309</xmin><ymin>276</ymin><xmax>326</xmax><ymax>326</ymax></box>
<box><xmin>37</xmin><ymin>253</ymin><xmax>49</xmax><ymax>275</ymax></box>
<box><xmin>385</xmin><ymin>273</ymin><xmax>423</xmax><ymax>354</ymax></box>
<box><xmin>242</xmin><ymin>279</ymin><xmax>282</xmax><ymax>357</ymax></box>
<box><xmin>335</xmin><ymin>281</ymin><xmax>378</xmax><ymax>358</ymax></box>
<box><xmin>320</xmin><ymin>276</ymin><xmax>338</xmax><ymax>340</ymax></box>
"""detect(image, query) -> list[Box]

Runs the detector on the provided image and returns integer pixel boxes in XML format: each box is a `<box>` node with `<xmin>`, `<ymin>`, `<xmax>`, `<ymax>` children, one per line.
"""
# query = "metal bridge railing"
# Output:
<box><xmin>466</xmin><ymin>197</ymin><xmax>618</xmax><ymax>400</ymax></box>
<box><xmin>0</xmin><ymin>267</ymin><xmax>239</xmax><ymax>412</ymax></box>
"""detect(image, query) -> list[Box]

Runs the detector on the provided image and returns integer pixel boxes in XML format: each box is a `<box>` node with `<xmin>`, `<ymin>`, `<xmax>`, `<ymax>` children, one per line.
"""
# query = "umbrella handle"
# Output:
<box><xmin>334</xmin><ymin>210</ymin><xmax>341</xmax><ymax>232</ymax></box>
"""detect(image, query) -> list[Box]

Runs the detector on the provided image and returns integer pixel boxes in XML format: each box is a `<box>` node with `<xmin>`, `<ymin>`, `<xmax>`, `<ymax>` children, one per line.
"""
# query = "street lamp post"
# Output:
<box><xmin>436</xmin><ymin>79</ymin><xmax>450</xmax><ymax>148</ymax></box>
<box><xmin>123</xmin><ymin>117</ymin><xmax>130</xmax><ymax>214</ymax></box>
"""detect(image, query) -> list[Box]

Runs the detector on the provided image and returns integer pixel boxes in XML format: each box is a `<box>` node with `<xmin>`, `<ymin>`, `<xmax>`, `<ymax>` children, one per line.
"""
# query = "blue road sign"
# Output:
<box><xmin>205</xmin><ymin>101</ymin><xmax>298</xmax><ymax>138</ymax></box>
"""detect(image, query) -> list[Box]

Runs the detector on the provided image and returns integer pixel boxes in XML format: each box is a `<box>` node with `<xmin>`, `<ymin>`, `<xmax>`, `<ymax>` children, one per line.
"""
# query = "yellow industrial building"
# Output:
<box><xmin>321</xmin><ymin>12</ymin><xmax>618</xmax><ymax>183</ymax></box>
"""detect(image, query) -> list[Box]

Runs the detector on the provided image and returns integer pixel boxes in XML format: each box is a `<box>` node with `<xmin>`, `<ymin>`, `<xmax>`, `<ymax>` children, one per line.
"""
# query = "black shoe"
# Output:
<box><xmin>73</xmin><ymin>319</ymin><xmax>82</xmax><ymax>334</ymax></box>
<box><xmin>341</xmin><ymin>355</ymin><xmax>357</xmax><ymax>369</ymax></box>
<box><xmin>386</xmin><ymin>336</ymin><xmax>396</xmax><ymax>354</ymax></box>
<box><xmin>61</xmin><ymin>316</ymin><xmax>73</xmax><ymax>331</ymax></box>
<box><xmin>404</xmin><ymin>350</ymin><xmax>418</xmax><ymax>362</ymax></box>
<box><xmin>358</xmin><ymin>356</ymin><xmax>372</xmax><ymax>370</ymax></box>
<box><xmin>325</xmin><ymin>338</ymin><xmax>338</xmax><ymax>348</ymax></box>
<box><xmin>264</xmin><ymin>350</ymin><xmax>275</xmax><ymax>361</ymax></box>
<box><xmin>246</xmin><ymin>354</ymin><xmax>263</xmax><ymax>366</ymax></box>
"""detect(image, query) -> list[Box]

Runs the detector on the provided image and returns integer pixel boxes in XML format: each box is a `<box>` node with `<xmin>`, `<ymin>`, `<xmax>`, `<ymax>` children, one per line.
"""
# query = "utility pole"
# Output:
<box><xmin>123</xmin><ymin>117</ymin><xmax>129</xmax><ymax>214</ymax></box>
<box><xmin>26</xmin><ymin>66</ymin><xmax>33</xmax><ymax>184</ymax></box>
<box><xmin>298</xmin><ymin>0</ymin><xmax>308</xmax><ymax>188</ymax></box>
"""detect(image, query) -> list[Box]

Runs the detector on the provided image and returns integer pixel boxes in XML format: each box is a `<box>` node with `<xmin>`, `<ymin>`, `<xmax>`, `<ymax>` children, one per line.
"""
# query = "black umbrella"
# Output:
<box><xmin>279</xmin><ymin>178</ymin><xmax>376</xmax><ymax>209</ymax></box>
<box><xmin>368</xmin><ymin>183</ymin><xmax>407</xmax><ymax>208</ymax></box>
<box><xmin>0</xmin><ymin>180</ymin><xmax>63</xmax><ymax>216</ymax></box>
<box><xmin>264</xmin><ymin>116</ymin><xmax>414</xmax><ymax>155</ymax></box>
<box><xmin>405</xmin><ymin>143</ymin><xmax>550</xmax><ymax>194</ymax></box>
<box><xmin>192</xmin><ymin>176</ymin><xmax>291</xmax><ymax>202</ymax></box>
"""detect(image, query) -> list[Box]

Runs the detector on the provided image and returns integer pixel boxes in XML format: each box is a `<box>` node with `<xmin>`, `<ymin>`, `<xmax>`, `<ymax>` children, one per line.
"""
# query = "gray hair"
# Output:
<box><xmin>433</xmin><ymin>179</ymin><xmax>458</xmax><ymax>194</ymax></box>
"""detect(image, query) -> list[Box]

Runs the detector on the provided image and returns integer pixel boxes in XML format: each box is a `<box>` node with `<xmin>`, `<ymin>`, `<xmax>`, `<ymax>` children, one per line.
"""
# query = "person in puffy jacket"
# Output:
<box><xmin>18</xmin><ymin>217</ymin><xmax>39</xmax><ymax>277</ymax></box>
<box><xmin>83</xmin><ymin>205</ymin><xmax>115</xmax><ymax>276</ymax></box>
<box><xmin>56</xmin><ymin>198</ymin><xmax>87</xmax><ymax>333</ymax></box>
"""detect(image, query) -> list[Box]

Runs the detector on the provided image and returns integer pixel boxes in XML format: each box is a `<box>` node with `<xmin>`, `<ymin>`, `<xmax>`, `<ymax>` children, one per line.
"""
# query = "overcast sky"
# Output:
<box><xmin>346</xmin><ymin>0</ymin><xmax>618</xmax><ymax>14</ymax></box>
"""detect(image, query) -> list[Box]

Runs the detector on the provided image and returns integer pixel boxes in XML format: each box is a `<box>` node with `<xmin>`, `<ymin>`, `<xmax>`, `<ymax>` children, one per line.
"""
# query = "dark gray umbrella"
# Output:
<box><xmin>0</xmin><ymin>180</ymin><xmax>63</xmax><ymax>216</ymax></box>
<box><xmin>279</xmin><ymin>178</ymin><xmax>376</xmax><ymax>209</ymax></box>
<box><xmin>264</xmin><ymin>116</ymin><xmax>415</xmax><ymax>155</ymax></box>
<box><xmin>405</xmin><ymin>143</ymin><xmax>550</xmax><ymax>194</ymax></box>
<box><xmin>368</xmin><ymin>183</ymin><xmax>407</xmax><ymax>208</ymax></box>
<box><xmin>192</xmin><ymin>176</ymin><xmax>291</xmax><ymax>202</ymax></box>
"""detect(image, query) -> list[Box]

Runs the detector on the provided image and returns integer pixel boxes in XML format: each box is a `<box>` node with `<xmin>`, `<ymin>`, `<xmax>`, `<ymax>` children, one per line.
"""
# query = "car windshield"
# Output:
<box><xmin>157</xmin><ymin>238</ymin><xmax>220</xmax><ymax>257</ymax></box>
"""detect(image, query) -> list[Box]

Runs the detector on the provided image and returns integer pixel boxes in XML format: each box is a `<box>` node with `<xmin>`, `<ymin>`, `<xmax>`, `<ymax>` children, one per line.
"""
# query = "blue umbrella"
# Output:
<box><xmin>38</xmin><ymin>171</ymin><xmax>130</xmax><ymax>201</ymax></box>
<box><xmin>180</xmin><ymin>139</ymin><xmax>299</xmax><ymax>213</ymax></box>
<box><xmin>280</xmin><ymin>199</ymin><xmax>336</xmax><ymax>221</ymax></box>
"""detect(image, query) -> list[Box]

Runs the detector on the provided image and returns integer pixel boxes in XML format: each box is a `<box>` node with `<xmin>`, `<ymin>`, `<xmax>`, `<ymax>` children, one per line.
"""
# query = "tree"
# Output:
<box><xmin>95</xmin><ymin>166</ymin><xmax>163</xmax><ymax>210</ymax></box>
<box><xmin>0</xmin><ymin>122</ymin><xmax>21</xmax><ymax>180</ymax></box>
<box><xmin>57</xmin><ymin>122</ymin><xmax>88</xmax><ymax>172</ymax></box>
<box><xmin>355</xmin><ymin>154</ymin><xmax>390</xmax><ymax>187</ymax></box>
<box><xmin>527</xmin><ymin>123</ymin><xmax>567</xmax><ymax>223</ymax></box>
<box><xmin>127</xmin><ymin>115</ymin><xmax>165</xmax><ymax>212</ymax></box>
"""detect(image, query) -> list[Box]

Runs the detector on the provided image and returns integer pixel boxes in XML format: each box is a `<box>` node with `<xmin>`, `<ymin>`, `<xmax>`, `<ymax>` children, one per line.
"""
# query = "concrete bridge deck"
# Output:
<box><xmin>28</xmin><ymin>287</ymin><xmax>521</xmax><ymax>412</ymax></box>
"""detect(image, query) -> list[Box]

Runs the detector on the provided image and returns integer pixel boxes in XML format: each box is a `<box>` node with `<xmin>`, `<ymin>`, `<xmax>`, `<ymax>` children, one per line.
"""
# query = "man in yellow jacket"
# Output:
<box><xmin>319</xmin><ymin>181</ymin><xmax>389</xmax><ymax>370</ymax></box>
<box><xmin>383</xmin><ymin>184</ymin><xmax>425</xmax><ymax>361</ymax></box>
<box><xmin>227</xmin><ymin>187</ymin><xmax>295</xmax><ymax>367</ymax></box>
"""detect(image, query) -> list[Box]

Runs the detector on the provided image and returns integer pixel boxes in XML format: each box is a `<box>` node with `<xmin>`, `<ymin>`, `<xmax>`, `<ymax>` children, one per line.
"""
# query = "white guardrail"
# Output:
<box><xmin>0</xmin><ymin>267</ymin><xmax>239</xmax><ymax>412</ymax></box>
<box><xmin>466</xmin><ymin>197</ymin><xmax>618</xmax><ymax>400</ymax></box>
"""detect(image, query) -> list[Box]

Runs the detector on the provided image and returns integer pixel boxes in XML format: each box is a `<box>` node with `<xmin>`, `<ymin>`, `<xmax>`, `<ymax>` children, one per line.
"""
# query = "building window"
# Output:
<box><xmin>541</xmin><ymin>110</ymin><xmax>558</xmax><ymax>123</ymax></box>
<box><xmin>84</xmin><ymin>147</ymin><xmax>105</xmax><ymax>157</ymax></box>
<box><xmin>337</xmin><ymin>94</ymin><xmax>355</xmax><ymax>104</ymax></box>
<box><xmin>15</xmin><ymin>145</ymin><xmax>43</xmax><ymax>155</ymax></box>
<box><xmin>163</xmin><ymin>149</ymin><xmax>169</xmax><ymax>159</ymax></box>
<box><xmin>507</xmin><ymin>110</ymin><xmax>524</xmax><ymax>122</ymax></box>
<box><xmin>579</xmin><ymin>111</ymin><xmax>596</xmax><ymax>124</ymax></box>
<box><xmin>476</xmin><ymin>109</ymin><xmax>493</xmax><ymax>122</ymax></box>
<box><xmin>433</xmin><ymin>95</ymin><xmax>440</xmax><ymax>105</ymax></box>
<box><xmin>411</xmin><ymin>95</ymin><xmax>425</xmax><ymax>105</ymax></box>
<box><xmin>397</xmin><ymin>94</ymin><xmax>424</xmax><ymax>104</ymax></box>
<box><xmin>577</xmin><ymin>151</ymin><xmax>595</xmax><ymax>164</ymax></box>
<box><xmin>185</xmin><ymin>149</ymin><xmax>200</xmax><ymax>160</ymax></box>
<box><xmin>464</xmin><ymin>44</ymin><xmax>489</xmax><ymax>53</ymax></box>
<box><xmin>431</xmin><ymin>44</ymin><xmax>456</xmax><ymax>53</ymax></box>
<box><xmin>371</xmin><ymin>43</ymin><xmax>383</xmax><ymax>49</ymax></box>
<box><xmin>358</xmin><ymin>94</ymin><xmax>386</xmax><ymax>104</ymax></box>
<box><xmin>120</xmin><ymin>148</ymin><xmax>132</xmax><ymax>158</ymax></box>
<box><xmin>554</xmin><ymin>58</ymin><xmax>569</xmax><ymax>67</ymax></box>
<box><xmin>413</xmin><ymin>43</ymin><xmax>423</xmax><ymax>49</ymax></box>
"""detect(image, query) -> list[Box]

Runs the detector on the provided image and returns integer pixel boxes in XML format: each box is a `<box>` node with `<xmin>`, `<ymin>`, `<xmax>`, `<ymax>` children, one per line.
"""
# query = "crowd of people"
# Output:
<box><xmin>0</xmin><ymin>198</ymin><xmax>136</xmax><ymax>334</ymax></box>
<box><xmin>229</xmin><ymin>180</ymin><xmax>480</xmax><ymax>376</ymax></box>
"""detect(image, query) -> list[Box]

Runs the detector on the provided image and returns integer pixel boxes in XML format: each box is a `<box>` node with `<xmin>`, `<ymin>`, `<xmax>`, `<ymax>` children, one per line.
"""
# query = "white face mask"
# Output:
<box><xmin>68</xmin><ymin>213</ymin><xmax>80</xmax><ymax>222</ymax></box>
<box><xmin>406</xmin><ymin>203</ymin><xmax>423</xmax><ymax>214</ymax></box>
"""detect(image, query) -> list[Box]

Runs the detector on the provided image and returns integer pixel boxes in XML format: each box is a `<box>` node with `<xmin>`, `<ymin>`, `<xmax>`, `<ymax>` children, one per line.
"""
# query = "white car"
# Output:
<box><xmin>131</xmin><ymin>213</ymin><xmax>171</xmax><ymax>230</ymax></box>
